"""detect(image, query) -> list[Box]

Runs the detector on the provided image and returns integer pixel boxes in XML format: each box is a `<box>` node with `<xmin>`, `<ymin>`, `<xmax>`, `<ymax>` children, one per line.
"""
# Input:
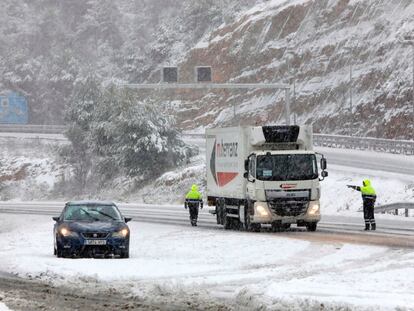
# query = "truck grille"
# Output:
<box><xmin>268</xmin><ymin>198</ymin><xmax>309</xmax><ymax>217</ymax></box>
<box><xmin>81</xmin><ymin>232</ymin><xmax>109</xmax><ymax>239</ymax></box>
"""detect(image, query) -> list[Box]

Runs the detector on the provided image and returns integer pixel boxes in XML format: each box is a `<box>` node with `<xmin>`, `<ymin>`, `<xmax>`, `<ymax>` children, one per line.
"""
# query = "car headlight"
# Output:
<box><xmin>59</xmin><ymin>227</ymin><xmax>78</xmax><ymax>237</ymax></box>
<box><xmin>308</xmin><ymin>201</ymin><xmax>320</xmax><ymax>215</ymax></box>
<box><xmin>254</xmin><ymin>202</ymin><xmax>270</xmax><ymax>217</ymax></box>
<box><xmin>112</xmin><ymin>228</ymin><xmax>129</xmax><ymax>238</ymax></box>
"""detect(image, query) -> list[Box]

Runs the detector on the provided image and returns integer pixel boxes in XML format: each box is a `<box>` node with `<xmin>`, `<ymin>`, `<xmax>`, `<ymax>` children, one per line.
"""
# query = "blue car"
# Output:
<box><xmin>53</xmin><ymin>201</ymin><xmax>131</xmax><ymax>258</ymax></box>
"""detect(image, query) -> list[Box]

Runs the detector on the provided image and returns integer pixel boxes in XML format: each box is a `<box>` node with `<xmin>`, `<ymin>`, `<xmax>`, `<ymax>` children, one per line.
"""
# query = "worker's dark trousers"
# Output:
<box><xmin>188</xmin><ymin>204</ymin><xmax>199</xmax><ymax>220</ymax></box>
<box><xmin>363</xmin><ymin>202</ymin><xmax>375</xmax><ymax>229</ymax></box>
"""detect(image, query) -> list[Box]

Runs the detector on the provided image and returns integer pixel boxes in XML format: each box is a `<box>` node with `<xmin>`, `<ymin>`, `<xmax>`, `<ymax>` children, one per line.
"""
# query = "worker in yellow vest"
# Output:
<box><xmin>185</xmin><ymin>184</ymin><xmax>203</xmax><ymax>226</ymax></box>
<box><xmin>348</xmin><ymin>179</ymin><xmax>377</xmax><ymax>230</ymax></box>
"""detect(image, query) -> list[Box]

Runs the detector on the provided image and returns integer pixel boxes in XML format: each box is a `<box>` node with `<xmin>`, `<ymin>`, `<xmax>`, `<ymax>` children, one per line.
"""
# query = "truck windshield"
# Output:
<box><xmin>256</xmin><ymin>154</ymin><xmax>318</xmax><ymax>181</ymax></box>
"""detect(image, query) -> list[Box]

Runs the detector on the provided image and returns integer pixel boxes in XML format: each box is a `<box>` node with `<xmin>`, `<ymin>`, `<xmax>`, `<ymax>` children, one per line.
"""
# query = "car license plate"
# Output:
<box><xmin>84</xmin><ymin>239</ymin><xmax>107</xmax><ymax>245</ymax></box>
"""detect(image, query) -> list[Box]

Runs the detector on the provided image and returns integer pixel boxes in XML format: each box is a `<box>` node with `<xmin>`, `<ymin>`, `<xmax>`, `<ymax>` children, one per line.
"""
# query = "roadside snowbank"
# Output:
<box><xmin>0</xmin><ymin>214</ymin><xmax>413</xmax><ymax>310</ymax></box>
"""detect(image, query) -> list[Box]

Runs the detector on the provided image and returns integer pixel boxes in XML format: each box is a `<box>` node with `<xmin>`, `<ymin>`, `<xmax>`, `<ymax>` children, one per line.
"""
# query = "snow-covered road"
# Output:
<box><xmin>0</xmin><ymin>214</ymin><xmax>413</xmax><ymax>311</ymax></box>
<box><xmin>1</xmin><ymin>201</ymin><xmax>413</xmax><ymax>248</ymax></box>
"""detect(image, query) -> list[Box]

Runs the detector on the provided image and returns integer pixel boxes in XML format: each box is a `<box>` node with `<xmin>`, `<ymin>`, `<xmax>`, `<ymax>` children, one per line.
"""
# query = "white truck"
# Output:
<box><xmin>206</xmin><ymin>125</ymin><xmax>328</xmax><ymax>231</ymax></box>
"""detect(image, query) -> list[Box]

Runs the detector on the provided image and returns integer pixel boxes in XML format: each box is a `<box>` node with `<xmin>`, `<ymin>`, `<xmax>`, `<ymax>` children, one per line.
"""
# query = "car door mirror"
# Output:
<box><xmin>52</xmin><ymin>216</ymin><xmax>60</xmax><ymax>222</ymax></box>
<box><xmin>124</xmin><ymin>217</ymin><xmax>132</xmax><ymax>223</ymax></box>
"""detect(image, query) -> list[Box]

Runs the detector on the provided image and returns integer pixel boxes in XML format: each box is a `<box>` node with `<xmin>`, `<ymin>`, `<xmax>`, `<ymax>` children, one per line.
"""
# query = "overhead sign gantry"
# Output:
<box><xmin>119</xmin><ymin>67</ymin><xmax>292</xmax><ymax>125</ymax></box>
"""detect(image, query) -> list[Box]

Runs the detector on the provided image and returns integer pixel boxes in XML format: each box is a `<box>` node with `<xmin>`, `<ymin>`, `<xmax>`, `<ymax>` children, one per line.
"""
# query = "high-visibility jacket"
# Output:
<box><xmin>186</xmin><ymin>184</ymin><xmax>202</xmax><ymax>200</ymax></box>
<box><xmin>356</xmin><ymin>179</ymin><xmax>376</xmax><ymax>206</ymax></box>
<box><xmin>185</xmin><ymin>184</ymin><xmax>203</xmax><ymax>208</ymax></box>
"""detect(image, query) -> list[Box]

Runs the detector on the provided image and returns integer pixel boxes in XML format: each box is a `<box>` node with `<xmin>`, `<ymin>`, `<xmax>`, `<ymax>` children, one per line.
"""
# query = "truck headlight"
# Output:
<box><xmin>307</xmin><ymin>201</ymin><xmax>320</xmax><ymax>215</ymax></box>
<box><xmin>254</xmin><ymin>202</ymin><xmax>270</xmax><ymax>217</ymax></box>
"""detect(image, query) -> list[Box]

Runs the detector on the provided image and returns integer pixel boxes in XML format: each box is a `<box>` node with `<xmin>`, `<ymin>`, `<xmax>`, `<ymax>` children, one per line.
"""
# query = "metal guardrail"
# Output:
<box><xmin>0</xmin><ymin>128</ymin><xmax>413</xmax><ymax>155</ymax></box>
<box><xmin>182</xmin><ymin>133</ymin><xmax>414</xmax><ymax>155</ymax></box>
<box><xmin>313</xmin><ymin>134</ymin><xmax>414</xmax><ymax>155</ymax></box>
<box><xmin>359</xmin><ymin>202</ymin><xmax>414</xmax><ymax>217</ymax></box>
<box><xmin>0</xmin><ymin>124</ymin><xmax>67</xmax><ymax>134</ymax></box>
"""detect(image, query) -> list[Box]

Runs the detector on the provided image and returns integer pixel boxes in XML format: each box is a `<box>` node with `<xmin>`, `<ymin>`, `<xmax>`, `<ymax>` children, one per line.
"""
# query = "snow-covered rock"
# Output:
<box><xmin>170</xmin><ymin>0</ymin><xmax>414</xmax><ymax>140</ymax></box>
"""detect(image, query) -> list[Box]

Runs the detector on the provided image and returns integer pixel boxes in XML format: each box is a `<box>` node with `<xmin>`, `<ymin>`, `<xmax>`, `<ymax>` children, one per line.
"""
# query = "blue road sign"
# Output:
<box><xmin>0</xmin><ymin>93</ymin><xmax>28</xmax><ymax>124</ymax></box>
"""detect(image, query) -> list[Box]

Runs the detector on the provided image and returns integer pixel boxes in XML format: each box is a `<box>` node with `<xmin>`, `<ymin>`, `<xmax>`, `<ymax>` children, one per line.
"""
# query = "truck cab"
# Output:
<box><xmin>245</xmin><ymin>149</ymin><xmax>327</xmax><ymax>231</ymax></box>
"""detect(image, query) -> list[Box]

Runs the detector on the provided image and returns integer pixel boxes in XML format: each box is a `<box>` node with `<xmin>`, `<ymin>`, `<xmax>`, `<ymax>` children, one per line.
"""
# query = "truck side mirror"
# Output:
<box><xmin>243</xmin><ymin>172</ymin><xmax>248</xmax><ymax>179</ymax></box>
<box><xmin>244</xmin><ymin>159</ymin><xmax>249</xmax><ymax>171</ymax></box>
<box><xmin>321</xmin><ymin>171</ymin><xmax>328</xmax><ymax>178</ymax></box>
<box><xmin>321</xmin><ymin>158</ymin><xmax>327</xmax><ymax>170</ymax></box>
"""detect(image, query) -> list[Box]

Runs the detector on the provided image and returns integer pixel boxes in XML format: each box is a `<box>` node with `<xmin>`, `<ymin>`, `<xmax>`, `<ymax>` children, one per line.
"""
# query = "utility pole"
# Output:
<box><xmin>344</xmin><ymin>46</ymin><xmax>354</xmax><ymax>136</ymax></box>
<box><xmin>285</xmin><ymin>49</ymin><xmax>296</xmax><ymax>125</ymax></box>
<box><xmin>401</xmin><ymin>37</ymin><xmax>414</xmax><ymax>140</ymax></box>
<box><xmin>293</xmin><ymin>80</ymin><xmax>296</xmax><ymax>125</ymax></box>
<box><xmin>411</xmin><ymin>43</ymin><xmax>414</xmax><ymax>140</ymax></box>
<box><xmin>349</xmin><ymin>63</ymin><xmax>353</xmax><ymax>114</ymax></box>
<box><xmin>233</xmin><ymin>101</ymin><xmax>237</xmax><ymax>125</ymax></box>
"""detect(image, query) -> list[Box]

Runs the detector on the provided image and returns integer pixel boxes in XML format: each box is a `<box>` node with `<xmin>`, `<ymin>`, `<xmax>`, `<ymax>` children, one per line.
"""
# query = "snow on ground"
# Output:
<box><xmin>0</xmin><ymin>302</ymin><xmax>12</xmax><ymax>311</ymax></box>
<box><xmin>0</xmin><ymin>136</ymin><xmax>68</xmax><ymax>201</ymax></box>
<box><xmin>321</xmin><ymin>164</ymin><xmax>413</xmax><ymax>216</ymax></box>
<box><xmin>0</xmin><ymin>214</ymin><xmax>413</xmax><ymax>310</ymax></box>
<box><xmin>0</xmin><ymin>153</ymin><xmax>66</xmax><ymax>201</ymax></box>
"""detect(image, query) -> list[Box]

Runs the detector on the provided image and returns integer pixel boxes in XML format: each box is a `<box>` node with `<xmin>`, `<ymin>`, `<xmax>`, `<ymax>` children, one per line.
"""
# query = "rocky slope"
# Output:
<box><xmin>167</xmin><ymin>0</ymin><xmax>414</xmax><ymax>140</ymax></box>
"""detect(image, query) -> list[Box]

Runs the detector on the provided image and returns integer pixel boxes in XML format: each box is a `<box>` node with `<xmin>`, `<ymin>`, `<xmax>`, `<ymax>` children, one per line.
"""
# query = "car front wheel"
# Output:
<box><xmin>56</xmin><ymin>246</ymin><xmax>64</xmax><ymax>258</ymax></box>
<box><xmin>56</xmin><ymin>239</ymin><xmax>65</xmax><ymax>258</ymax></box>
<box><xmin>120</xmin><ymin>249</ymin><xmax>129</xmax><ymax>259</ymax></box>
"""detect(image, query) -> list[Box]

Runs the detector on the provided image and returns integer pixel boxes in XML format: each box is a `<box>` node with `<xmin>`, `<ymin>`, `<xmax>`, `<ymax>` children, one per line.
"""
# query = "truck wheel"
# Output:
<box><xmin>231</xmin><ymin>219</ymin><xmax>241</xmax><ymax>230</ymax></box>
<box><xmin>218</xmin><ymin>199</ymin><xmax>226</xmax><ymax>226</ymax></box>
<box><xmin>216</xmin><ymin>206</ymin><xmax>221</xmax><ymax>224</ymax></box>
<box><xmin>251</xmin><ymin>223</ymin><xmax>261</xmax><ymax>232</ymax></box>
<box><xmin>306</xmin><ymin>223</ymin><xmax>317</xmax><ymax>232</ymax></box>
<box><xmin>283</xmin><ymin>224</ymin><xmax>291</xmax><ymax>231</ymax></box>
<box><xmin>244</xmin><ymin>202</ymin><xmax>254</xmax><ymax>231</ymax></box>
<box><xmin>223</xmin><ymin>215</ymin><xmax>232</xmax><ymax>230</ymax></box>
<box><xmin>271</xmin><ymin>222</ymin><xmax>283</xmax><ymax>232</ymax></box>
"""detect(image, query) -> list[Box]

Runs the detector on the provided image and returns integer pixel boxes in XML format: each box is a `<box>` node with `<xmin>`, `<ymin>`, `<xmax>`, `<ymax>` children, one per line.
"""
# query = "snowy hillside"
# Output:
<box><xmin>1</xmin><ymin>0</ymin><xmax>413</xmax><ymax>139</ymax></box>
<box><xmin>0</xmin><ymin>0</ymin><xmax>254</xmax><ymax>124</ymax></box>
<box><xmin>167</xmin><ymin>0</ymin><xmax>414</xmax><ymax>139</ymax></box>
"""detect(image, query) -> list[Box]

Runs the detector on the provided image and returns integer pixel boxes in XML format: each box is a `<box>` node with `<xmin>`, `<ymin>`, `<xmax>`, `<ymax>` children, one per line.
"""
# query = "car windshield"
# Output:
<box><xmin>256</xmin><ymin>154</ymin><xmax>318</xmax><ymax>181</ymax></box>
<box><xmin>63</xmin><ymin>204</ymin><xmax>122</xmax><ymax>222</ymax></box>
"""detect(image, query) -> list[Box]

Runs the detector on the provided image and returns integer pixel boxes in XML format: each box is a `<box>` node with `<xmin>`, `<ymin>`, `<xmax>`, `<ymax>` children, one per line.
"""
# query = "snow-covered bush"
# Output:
<box><xmin>62</xmin><ymin>79</ymin><xmax>192</xmax><ymax>194</ymax></box>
